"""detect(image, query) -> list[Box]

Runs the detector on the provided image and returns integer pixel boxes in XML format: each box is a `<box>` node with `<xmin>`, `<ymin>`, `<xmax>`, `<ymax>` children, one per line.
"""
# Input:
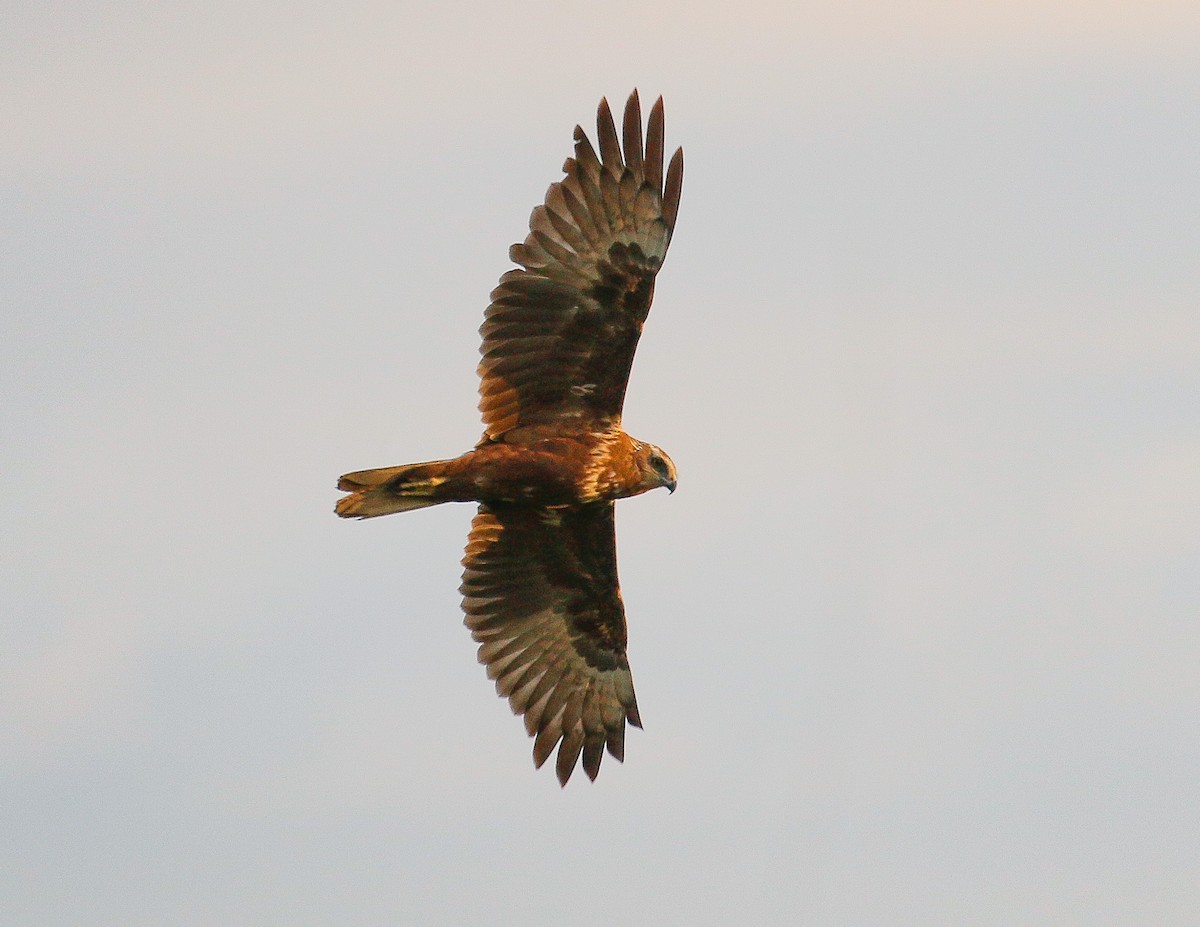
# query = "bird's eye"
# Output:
<box><xmin>650</xmin><ymin>454</ymin><xmax>668</xmax><ymax>476</ymax></box>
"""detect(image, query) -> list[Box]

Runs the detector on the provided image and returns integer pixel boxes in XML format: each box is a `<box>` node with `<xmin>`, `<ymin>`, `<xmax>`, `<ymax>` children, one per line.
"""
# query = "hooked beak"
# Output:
<box><xmin>664</xmin><ymin>478</ymin><xmax>677</xmax><ymax>494</ymax></box>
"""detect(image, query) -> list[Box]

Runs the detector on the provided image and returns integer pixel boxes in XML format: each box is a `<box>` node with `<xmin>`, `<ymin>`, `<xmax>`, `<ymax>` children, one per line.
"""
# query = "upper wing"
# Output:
<box><xmin>477</xmin><ymin>90</ymin><xmax>684</xmax><ymax>440</ymax></box>
<box><xmin>460</xmin><ymin>502</ymin><xmax>641</xmax><ymax>785</ymax></box>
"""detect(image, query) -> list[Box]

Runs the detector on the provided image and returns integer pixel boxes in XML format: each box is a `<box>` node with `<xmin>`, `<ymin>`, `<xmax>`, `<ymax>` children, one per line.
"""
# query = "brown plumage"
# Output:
<box><xmin>335</xmin><ymin>91</ymin><xmax>682</xmax><ymax>785</ymax></box>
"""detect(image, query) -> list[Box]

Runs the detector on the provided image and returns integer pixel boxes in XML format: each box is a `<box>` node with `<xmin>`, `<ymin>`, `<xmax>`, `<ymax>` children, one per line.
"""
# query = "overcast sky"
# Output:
<box><xmin>3</xmin><ymin>2</ymin><xmax>1198</xmax><ymax>924</ymax></box>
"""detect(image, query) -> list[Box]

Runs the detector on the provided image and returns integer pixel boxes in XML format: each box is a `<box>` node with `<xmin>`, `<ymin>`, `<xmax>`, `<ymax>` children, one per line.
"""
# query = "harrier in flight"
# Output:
<box><xmin>336</xmin><ymin>91</ymin><xmax>683</xmax><ymax>785</ymax></box>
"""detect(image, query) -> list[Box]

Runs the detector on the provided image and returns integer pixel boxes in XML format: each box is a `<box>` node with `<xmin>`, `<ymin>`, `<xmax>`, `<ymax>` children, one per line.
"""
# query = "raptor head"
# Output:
<box><xmin>633</xmin><ymin>442</ymin><xmax>677</xmax><ymax>495</ymax></box>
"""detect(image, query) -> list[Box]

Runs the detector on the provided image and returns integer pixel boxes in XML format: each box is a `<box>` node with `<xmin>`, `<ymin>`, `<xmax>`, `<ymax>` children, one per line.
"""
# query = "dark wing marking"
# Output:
<box><xmin>460</xmin><ymin>502</ymin><xmax>641</xmax><ymax>785</ymax></box>
<box><xmin>478</xmin><ymin>90</ymin><xmax>684</xmax><ymax>439</ymax></box>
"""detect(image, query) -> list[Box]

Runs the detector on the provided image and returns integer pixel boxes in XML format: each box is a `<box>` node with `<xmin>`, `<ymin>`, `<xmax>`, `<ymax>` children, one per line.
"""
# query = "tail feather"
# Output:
<box><xmin>335</xmin><ymin>460</ymin><xmax>455</xmax><ymax>519</ymax></box>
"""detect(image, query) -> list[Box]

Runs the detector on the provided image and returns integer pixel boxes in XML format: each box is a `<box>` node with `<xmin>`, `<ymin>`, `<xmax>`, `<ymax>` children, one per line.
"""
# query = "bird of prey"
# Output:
<box><xmin>335</xmin><ymin>91</ymin><xmax>683</xmax><ymax>785</ymax></box>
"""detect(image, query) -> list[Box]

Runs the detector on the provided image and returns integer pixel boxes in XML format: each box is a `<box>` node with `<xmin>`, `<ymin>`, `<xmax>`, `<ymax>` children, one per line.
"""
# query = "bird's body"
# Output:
<box><xmin>337</xmin><ymin>424</ymin><xmax>673</xmax><ymax>515</ymax></box>
<box><xmin>336</xmin><ymin>91</ymin><xmax>682</xmax><ymax>784</ymax></box>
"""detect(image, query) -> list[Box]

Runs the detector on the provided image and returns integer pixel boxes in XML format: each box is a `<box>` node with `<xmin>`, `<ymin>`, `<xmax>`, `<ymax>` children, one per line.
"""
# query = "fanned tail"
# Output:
<box><xmin>335</xmin><ymin>460</ymin><xmax>455</xmax><ymax>519</ymax></box>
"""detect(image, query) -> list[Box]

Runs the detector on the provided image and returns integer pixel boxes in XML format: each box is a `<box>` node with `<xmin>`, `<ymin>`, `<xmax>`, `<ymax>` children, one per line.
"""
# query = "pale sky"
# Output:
<box><xmin>3</xmin><ymin>2</ymin><xmax>1198</xmax><ymax>924</ymax></box>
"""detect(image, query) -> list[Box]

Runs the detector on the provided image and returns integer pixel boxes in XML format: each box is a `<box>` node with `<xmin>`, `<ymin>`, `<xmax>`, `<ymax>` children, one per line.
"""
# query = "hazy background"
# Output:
<box><xmin>3</xmin><ymin>2</ymin><xmax>1197</xmax><ymax>924</ymax></box>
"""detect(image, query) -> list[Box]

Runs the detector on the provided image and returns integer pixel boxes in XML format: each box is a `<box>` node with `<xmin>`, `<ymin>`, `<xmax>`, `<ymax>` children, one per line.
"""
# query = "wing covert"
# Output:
<box><xmin>459</xmin><ymin>502</ymin><xmax>641</xmax><ymax>784</ymax></box>
<box><xmin>478</xmin><ymin>91</ymin><xmax>684</xmax><ymax>439</ymax></box>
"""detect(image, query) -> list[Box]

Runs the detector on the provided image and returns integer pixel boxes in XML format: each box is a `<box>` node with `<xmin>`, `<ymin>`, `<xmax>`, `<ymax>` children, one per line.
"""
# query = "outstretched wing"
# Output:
<box><xmin>460</xmin><ymin>502</ymin><xmax>641</xmax><ymax>785</ymax></box>
<box><xmin>478</xmin><ymin>90</ymin><xmax>684</xmax><ymax>440</ymax></box>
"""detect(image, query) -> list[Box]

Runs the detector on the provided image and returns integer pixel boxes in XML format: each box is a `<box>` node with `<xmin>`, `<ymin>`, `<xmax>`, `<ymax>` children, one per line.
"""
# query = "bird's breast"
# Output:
<box><xmin>456</xmin><ymin>430</ymin><xmax>641</xmax><ymax>506</ymax></box>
